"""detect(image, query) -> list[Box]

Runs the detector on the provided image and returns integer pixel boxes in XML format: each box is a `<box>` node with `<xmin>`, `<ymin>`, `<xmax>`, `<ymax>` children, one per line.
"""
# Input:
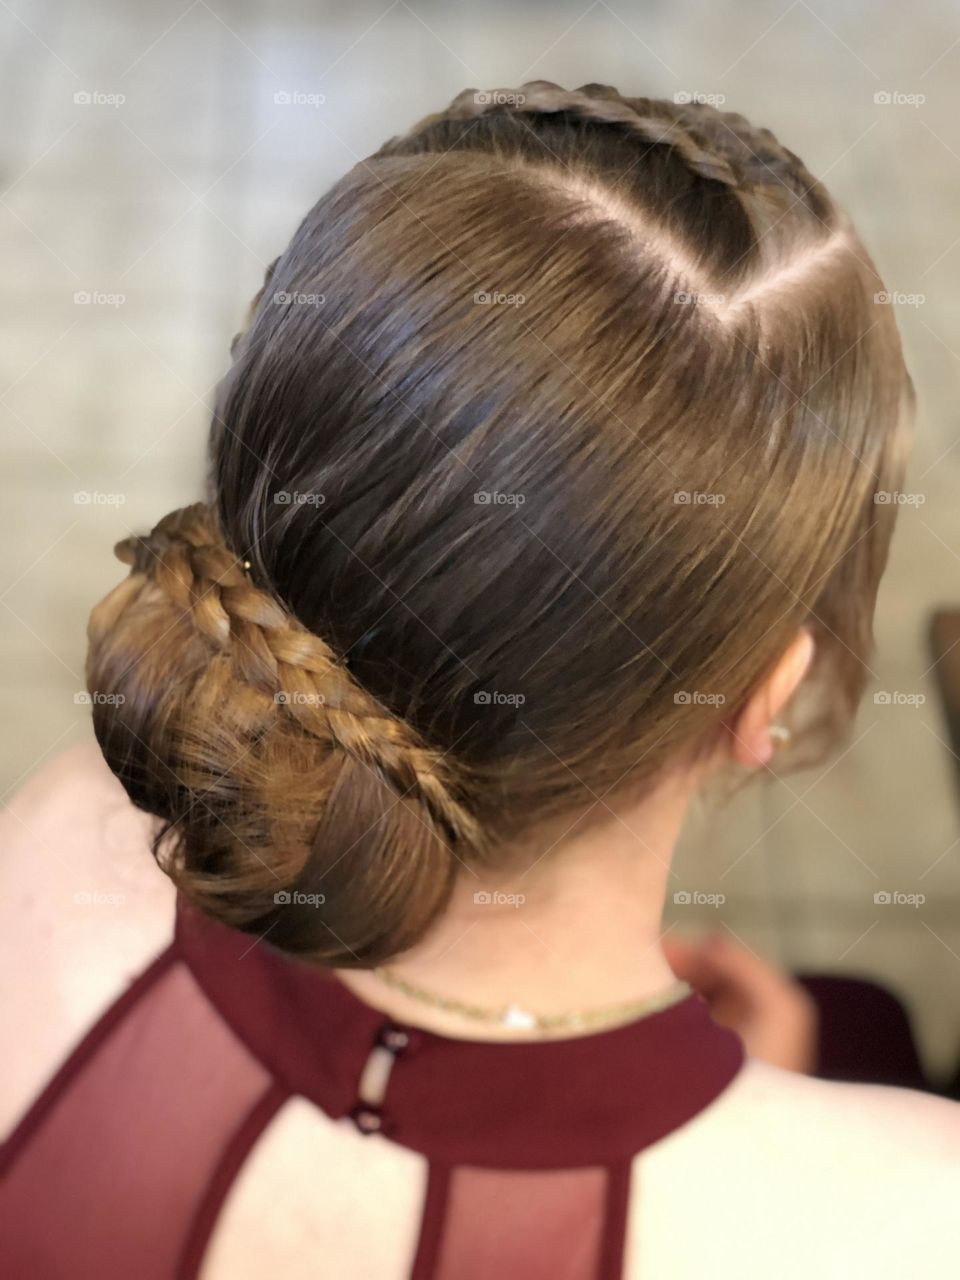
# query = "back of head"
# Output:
<box><xmin>86</xmin><ymin>81</ymin><xmax>913</xmax><ymax>966</ymax></box>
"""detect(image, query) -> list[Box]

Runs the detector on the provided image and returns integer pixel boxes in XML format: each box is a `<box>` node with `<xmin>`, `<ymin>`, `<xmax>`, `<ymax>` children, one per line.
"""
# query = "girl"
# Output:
<box><xmin>2</xmin><ymin>81</ymin><xmax>957</xmax><ymax>1278</ymax></box>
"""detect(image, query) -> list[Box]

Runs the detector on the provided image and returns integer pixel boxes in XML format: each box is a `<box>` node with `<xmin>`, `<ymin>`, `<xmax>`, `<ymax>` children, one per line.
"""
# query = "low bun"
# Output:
<box><xmin>85</xmin><ymin>504</ymin><xmax>484</xmax><ymax>967</ymax></box>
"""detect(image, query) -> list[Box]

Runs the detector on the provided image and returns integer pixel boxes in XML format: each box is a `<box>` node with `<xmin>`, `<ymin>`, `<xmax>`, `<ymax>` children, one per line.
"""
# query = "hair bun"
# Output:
<box><xmin>85</xmin><ymin>504</ymin><xmax>484</xmax><ymax>966</ymax></box>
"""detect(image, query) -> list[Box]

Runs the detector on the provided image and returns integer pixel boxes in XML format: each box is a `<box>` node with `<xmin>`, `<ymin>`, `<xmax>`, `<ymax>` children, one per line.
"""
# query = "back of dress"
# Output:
<box><xmin>3</xmin><ymin>749</ymin><xmax>960</xmax><ymax>1280</ymax></box>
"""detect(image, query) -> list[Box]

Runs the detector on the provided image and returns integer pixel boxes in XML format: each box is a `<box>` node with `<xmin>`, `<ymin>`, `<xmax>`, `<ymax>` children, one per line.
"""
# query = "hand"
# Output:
<box><xmin>663</xmin><ymin>931</ymin><xmax>819</xmax><ymax>1074</ymax></box>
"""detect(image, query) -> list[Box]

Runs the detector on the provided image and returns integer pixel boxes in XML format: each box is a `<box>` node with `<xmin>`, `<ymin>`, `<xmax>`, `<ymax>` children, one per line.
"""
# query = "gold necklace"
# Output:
<box><xmin>372</xmin><ymin>968</ymin><xmax>692</xmax><ymax>1034</ymax></box>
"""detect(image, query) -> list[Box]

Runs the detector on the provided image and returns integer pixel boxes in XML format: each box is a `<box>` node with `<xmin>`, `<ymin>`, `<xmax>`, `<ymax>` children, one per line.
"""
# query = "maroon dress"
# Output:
<box><xmin>0</xmin><ymin>900</ymin><xmax>744</xmax><ymax>1278</ymax></box>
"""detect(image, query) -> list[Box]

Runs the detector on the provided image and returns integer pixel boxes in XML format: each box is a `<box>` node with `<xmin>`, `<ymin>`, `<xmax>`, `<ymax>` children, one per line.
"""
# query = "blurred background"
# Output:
<box><xmin>2</xmin><ymin>0</ymin><xmax>960</xmax><ymax>1072</ymax></box>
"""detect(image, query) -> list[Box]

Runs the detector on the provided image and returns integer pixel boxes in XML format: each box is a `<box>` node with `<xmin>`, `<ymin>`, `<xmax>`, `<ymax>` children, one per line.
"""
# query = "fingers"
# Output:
<box><xmin>662</xmin><ymin>932</ymin><xmax>730</xmax><ymax>998</ymax></box>
<box><xmin>694</xmin><ymin>931</ymin><xmax>794</xmax><ymax>1003</ymax></box>
<box><xmin>664</xmin><ymin>930</ymin><xmax>805</xmax><ymax>1015</ymax></box>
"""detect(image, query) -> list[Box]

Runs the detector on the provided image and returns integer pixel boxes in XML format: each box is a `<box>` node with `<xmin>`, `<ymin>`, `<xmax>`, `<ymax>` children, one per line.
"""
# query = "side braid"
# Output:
<box><xmin>112</xmin><ymin>503</ymin><xmax>484</xmax><ymax>850</ymax></box>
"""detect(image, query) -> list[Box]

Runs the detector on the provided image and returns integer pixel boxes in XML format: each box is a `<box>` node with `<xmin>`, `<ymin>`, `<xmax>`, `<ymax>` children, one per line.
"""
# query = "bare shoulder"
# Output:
<box><xmin>0</xmin><ymin>742</ymin><xmax>175</xmax><ymax>1137</ymax></box>
<box><xmin>629</xmin><ymin>1056</ymin><xmax>960</xmax><ymax>1278</ymax></box>
<box><xmin>730</xmin><ymin>1056</ymin><xmax>960</xmax><ymax>1161</ymax></box>
<box><xmin>667</xmin><ymin>1056</ymin><xmax>960</xmax><ymax>1184</ymax></box>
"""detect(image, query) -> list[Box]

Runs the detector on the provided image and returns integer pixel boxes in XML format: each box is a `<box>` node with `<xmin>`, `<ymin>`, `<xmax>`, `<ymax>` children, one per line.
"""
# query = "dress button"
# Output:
<box><xmin>381</xmin><ymin>1027</ymin><xmax>410</xmax><ymax>1053</ymax></box>
<box><xmin>353</xmin><ymin>1108</ymin><xmax>382</xmax><ymax>1134</ymax></box>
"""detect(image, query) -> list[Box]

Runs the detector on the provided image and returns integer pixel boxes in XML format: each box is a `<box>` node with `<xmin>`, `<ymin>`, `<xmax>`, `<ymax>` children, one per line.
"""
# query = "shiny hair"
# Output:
<box><xmin>86</xmin><ymin>81</ymin><xmax>913</xmax><ymax>966</ymax></box>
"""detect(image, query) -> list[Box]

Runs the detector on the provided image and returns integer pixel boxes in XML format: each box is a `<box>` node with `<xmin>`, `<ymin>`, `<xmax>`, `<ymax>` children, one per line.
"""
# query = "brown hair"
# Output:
<box><xmin>86</xmin><ymin>81</ymin><xmax>913</xmax><ymax>966</ymax></box>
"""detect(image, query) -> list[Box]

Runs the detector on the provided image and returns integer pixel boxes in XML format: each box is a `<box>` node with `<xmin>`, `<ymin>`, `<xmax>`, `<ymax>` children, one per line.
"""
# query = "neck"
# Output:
<box><xmin>336</xmin><ymin>768</ymin><xmax>695</xmax><ymax>1041</ymax></box>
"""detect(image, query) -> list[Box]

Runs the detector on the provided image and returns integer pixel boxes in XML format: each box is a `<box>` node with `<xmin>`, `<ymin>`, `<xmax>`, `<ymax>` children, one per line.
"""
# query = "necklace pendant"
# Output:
<box><xmin>502</xmin><ymin>1003</ymin><xmax>537</xmax><ymax>1030</ymax></box>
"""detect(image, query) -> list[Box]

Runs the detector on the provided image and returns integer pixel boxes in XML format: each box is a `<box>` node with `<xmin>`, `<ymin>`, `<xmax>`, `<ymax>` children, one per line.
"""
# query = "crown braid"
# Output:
<box><xmin>440</xmin><ymin>81</ymin><xmax>739</xmax><ymax>186</ymax></box>
<box><xmin>111</xmin><ymin>503</ymin><xmax>484</xmax><ymax>851</ymax></box>
<box><xmin>392</xmin><ymin>79</ymin><xmax>826</xmax><ymax>212</ymax></box>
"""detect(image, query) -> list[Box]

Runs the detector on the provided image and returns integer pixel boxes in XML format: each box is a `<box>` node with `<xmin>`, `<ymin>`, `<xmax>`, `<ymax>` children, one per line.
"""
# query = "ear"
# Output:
<box><xmin>727</xmin><ymin>629</ymin><xmax>815</xmax><ymax>769</ymax></box>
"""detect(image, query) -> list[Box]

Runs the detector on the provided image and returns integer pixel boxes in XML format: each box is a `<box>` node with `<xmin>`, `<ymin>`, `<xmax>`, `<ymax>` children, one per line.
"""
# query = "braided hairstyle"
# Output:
<box><xmin>87</xmin><ymin>83</ymin><xmax>912</xmax><ymax>966</ymax></box>
<box><xmin>400</xmin><ymin>80</ymin><xmax>827</xmax><ymax>204</ymax></box>
<box><xmin>87</xmin><ymin>503</ymin><xmax>484</xmax><ymax>963</ymax></box>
